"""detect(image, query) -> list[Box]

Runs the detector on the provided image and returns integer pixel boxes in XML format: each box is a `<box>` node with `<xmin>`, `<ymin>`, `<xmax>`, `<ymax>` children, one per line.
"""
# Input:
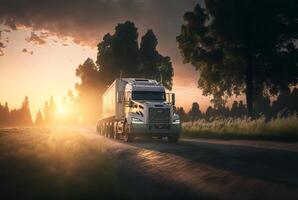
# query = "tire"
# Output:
<box><xmin>168</xmin><ymin>135</ymin><xmax>179</xmax><ymax>143</ymax></box>
<box><xmin>113</xmin><ymin>123</ymin><xmax>120</xmax><ymax>140</ymax></box>
<box><xmin>108</xmin><ymin>124</ymin><xmax>113</xmax><ymax>138</ymax></box>
<box><xmin>114</xmin><ymin>131</ymin><xmax>120</xmax><ymax>140</ymax></box>
<box><xmin>124</xmin><ymin>124</ymin><xmax>134</xmax><ymax>142</ymax></box>
<box><xmin>104</xmin><ymin>125</ymin><xmax>108</xmax><ymax>137</ymax></box>
<box><xmin>96</xmin><ymin>125</ymin><xmax>99</xmax><ymax>134</ymax></box>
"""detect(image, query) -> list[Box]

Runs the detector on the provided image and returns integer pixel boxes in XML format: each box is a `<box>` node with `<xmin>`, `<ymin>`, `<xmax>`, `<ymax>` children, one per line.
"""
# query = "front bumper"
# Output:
<box><xmin>130</xmin><ymin>123</ymin><xmax>181</xmax><ymax>136</ymax></box>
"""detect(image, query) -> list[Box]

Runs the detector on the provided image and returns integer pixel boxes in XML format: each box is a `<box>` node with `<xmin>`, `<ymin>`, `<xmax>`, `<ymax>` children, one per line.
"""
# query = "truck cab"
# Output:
<box><xmin>97</xmin><ymin>78</ymin><xmax>181</xmax><ymax>142</ymax></box>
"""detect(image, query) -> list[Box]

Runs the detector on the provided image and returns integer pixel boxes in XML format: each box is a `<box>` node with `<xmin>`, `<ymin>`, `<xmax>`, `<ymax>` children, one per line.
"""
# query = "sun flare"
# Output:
<box><xmin>57</xmin><ymin>106</ymin><xmax>66</xmax><ymax>116</ymax></box>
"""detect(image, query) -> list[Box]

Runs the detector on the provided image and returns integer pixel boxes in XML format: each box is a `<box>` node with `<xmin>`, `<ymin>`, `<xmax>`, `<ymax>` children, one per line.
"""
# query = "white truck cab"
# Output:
<box><xmin>97</xmin><ymin>78</ymin><xmax>181</xmax><ymax>142</ymax></box>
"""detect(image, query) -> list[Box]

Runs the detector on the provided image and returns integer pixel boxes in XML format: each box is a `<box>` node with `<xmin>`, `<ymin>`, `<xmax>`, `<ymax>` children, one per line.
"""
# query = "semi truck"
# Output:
<box><xmin>96</xmin><ymin>78</ymin><xmax>181</xmax><ymax>142</ymax></box>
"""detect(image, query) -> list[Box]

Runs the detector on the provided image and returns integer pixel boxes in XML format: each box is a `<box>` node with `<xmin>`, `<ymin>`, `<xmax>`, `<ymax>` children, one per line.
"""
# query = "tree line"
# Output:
<box><xmin>1</xmin><ymin>87</ymin><xmax>296</xmax><ymax>127</ymax></box>
<box><xmin>177</xmin><ymin>88</ymin><xmax>298</xmax><ymax>123</ymax></box>
<box><xmin>0</xmin><ymin>94</ymin><xmax>77</xmax><ymax>127</ymax></box>
<box><xmin>0</xmin><ymin>96</ymin><xmax>32</xmax><ymax>127</ymax></box>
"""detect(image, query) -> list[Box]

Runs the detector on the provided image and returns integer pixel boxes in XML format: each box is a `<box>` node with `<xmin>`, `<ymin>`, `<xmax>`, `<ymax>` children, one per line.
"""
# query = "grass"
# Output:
<box><xmin>182</xmin><ymin>115</ymin><xmax>298</xmax><ymax>141</ymax></box>
<box><xmin>0</xmin><ymin>128</ymin><xmax>135</xmax><ymax>200</ymax></box>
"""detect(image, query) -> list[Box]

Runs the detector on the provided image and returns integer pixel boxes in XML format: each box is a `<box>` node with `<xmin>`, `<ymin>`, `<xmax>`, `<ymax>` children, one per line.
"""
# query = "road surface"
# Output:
<box><xmin>0</xmin><ymin>127</ymin><xmax>298</xmax><ymax>200</ymax></box>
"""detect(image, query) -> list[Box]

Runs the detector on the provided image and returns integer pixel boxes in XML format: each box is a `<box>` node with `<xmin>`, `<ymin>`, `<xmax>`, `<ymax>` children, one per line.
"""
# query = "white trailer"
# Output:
<box><xmin>97</xmin><ymin>78</ymin><xmax>181</xmax><ymax>142</ymax></box>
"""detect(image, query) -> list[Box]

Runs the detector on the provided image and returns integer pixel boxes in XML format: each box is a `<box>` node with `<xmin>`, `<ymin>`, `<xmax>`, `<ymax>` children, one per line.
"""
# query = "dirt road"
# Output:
<box><xmin>0</xmin><ymin>127</ymin><xmax>298</xmax><ymax>200</ymax></box>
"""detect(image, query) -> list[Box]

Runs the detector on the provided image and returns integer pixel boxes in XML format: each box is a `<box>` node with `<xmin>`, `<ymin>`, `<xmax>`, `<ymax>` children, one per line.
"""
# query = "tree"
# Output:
<box><xmin>96</xmin><ymin>21</ymin><xmax>174</xmax><ymax>90</ymax></box>
<box><xmin>35</xmin><ymin>110</ymin><xmax>44</xmax><ymax>126</ymax></box>
<box><xmin>97</xmin><ymin>21</ymin><xmax>140</xmax><ymax>83</ymax></box>
<box><xmin>254</xmin><ymin>95</ymin><xmax>271</xmax><ymax>119</ymax></box>
<box><xmin>177</xmin><ymin>1</ymin><xmax>298</xmax><ymax>117</ymax></box>
<box><xmin>238</xmin><ymin>101</ymin><xmax>247</xmax><ymax>118</ymax></box>
<box><xmin>19</xmin><ymin>96</ymin><xmax>33</xmax><ymax>126</ymax></box>
<box><xmin>3</xmin><ymin>102</ymin><xmax>9</xmax><ymax>125</ymax></box>
<box><xmin>188</xmin><ymin>102</ymin><xmax>202</xmax><ymax>123</ymax></box>
<box><xmin>175</xmin><ymin>106</ymin><xmax>188</xmax><ymax>122</ymax></box>
<box><xmin>42</xmin><ymin>96</ymin><xmax>56</xmax><ymax>125</ymax></box>
<box><xmin>140</xmin><ymin>30</ymin><xmax>159</xmax><ymax>79</ymax></box>
<box><xmin>205</xmin><ymin>106</ymin><xmax>216</xmax><ymax>121</ymax></box>
<box><xmin>0</xmin><ymin>102</ymin><xmax>10</xmax><ymax>126</ymax></box>
<box><xmin>271</xmin><ymin>88</ymin><xmax>298</xmax><ymax>117</ymax></box>
<box><xmin>157</xmin><ymin>56</ymin><xmax>174</xmax><ymax>90</ymax></box>
<box><xmin>76</xmin><ymin>58</ymin><xmax>103</xmax><ymax>123</ymax></box>
<box><xmin>230</xmin><ymin>101</ymin><xmax>239</xmax><ymax>118</ymax></box>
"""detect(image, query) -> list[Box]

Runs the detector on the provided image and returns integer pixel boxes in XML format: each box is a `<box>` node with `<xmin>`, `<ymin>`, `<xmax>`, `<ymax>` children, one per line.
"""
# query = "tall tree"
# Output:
<box><xmin>96</xmin><ymin>21</ymin><xmax>174</xmax><ymax>90</ymax></box>
<box><xmin>230</xmin><ymin>101</ymin><xmax>239</xmax><ymax>118</ymax></box>
<box><xmin>35</xmin><ymin>110</ymin><xmax>44</xmax><ymax>126</ymax></box>
<box><xmin>20</xmin><ymin>96</ymin><xmax>33</xmax><ymax>126</ymax></box>
<box><xmin>76</xmin><ymin>58</ymin><xmax>103</xmax><ymax>123</ymax></box>
<box><xmin>157</xmin><ymin>56</ymin><xmax>174</xmax><ymax>90</ymax></box>
<box><xmin>97</xmin><ymin>21</ymin><xmax>140</xmax><ymax>83</ymax></box>
<box><xmin>175</xmin><ymin>106</ymin><xmax>188</xmax><ymax>122</ymax></box>
<box><xmin>177</xmin><ymin>0</ymin><xmax>298</xmax><ymax>117</ymax></box>
<box><xmin>140</xmin><ymin>30</ymin><xmax>159</xmax><ymax>79</ymax></box>
<box><xmin>188</xmin><ymin>102</ymin><xmax>202</xmax><ymax>123</ymax></box>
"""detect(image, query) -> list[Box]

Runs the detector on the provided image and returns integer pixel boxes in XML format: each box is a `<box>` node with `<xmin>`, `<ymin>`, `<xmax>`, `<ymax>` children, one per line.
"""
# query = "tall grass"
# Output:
<box><xmin>182</xmin><ymin>115</ymin><xmax>298</xmax><ymax>141</ymax></box>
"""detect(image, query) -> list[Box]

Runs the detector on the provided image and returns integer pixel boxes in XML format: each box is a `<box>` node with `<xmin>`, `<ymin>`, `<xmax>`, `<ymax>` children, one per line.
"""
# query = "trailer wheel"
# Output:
<box><xmin>114</xmin><ymin>124</ymin><xmax>120</xmax><ymax>140</ymax></box>
<box><xmin>96</xmin><ymin>124</ymin><xmax>99</xmax><ymax>134</ymax></box>
<box><xmin>124</xmin><ymin>123</ymin><xmax>134</xmax><ymax>142</ymax></box>
<box><xmin>108</xmin><ymin>124</ymin><xmax>113</xmax><ymax>138</ymax></box>
<box><xmin>104</xmin><ymin>125</ymin><xmax>108</xmax><ymax>137</ymax></box>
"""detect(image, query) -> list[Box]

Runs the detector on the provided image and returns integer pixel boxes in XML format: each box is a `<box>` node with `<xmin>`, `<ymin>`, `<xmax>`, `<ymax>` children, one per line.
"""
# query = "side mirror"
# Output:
<box><xmin>171</xmin><ymin>93</ymin><xmax>175</xmax><ymax>106</ymax></box>
<box><xmin>128</xmin><ymin>100</ymin><xmax>134</xmax><ymax>108</ymax></box>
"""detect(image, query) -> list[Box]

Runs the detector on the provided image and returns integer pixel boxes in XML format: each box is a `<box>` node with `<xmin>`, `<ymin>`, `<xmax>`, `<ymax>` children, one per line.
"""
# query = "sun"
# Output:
<box><xmin>57</xmin><ymin>106</ymin><xmax>66</xmax><ymax>116</ymax></box>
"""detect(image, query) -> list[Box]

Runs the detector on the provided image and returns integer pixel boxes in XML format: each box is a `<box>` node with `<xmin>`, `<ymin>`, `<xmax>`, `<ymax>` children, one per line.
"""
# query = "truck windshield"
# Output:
<box><xmin>132</xmin><ymin>91</ymin><xmax>166</xmax><ymax>101</ymax></box>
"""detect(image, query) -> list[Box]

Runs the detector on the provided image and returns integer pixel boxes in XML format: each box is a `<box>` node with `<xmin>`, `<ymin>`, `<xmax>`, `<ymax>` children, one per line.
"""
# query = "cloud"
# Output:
<box><xmin>25</xmin><ymin>32</ymin><xmax>47</xmax><ymax>45</ymax></box>
<box><xmin>0</xmin><ymin>0</ymin><xmax>200</xmax><ymax>46</ymax></box>
<box><xmin>0</xmin><ymin>0</ymin><xmax>202</xmax><ymax>86</ymax></box>
<box><xmin>0</xmin><ymin>42</ymin><xmax>5</xmax><ymax>48</ymax></box>
<box><xmin>22</xmin><ymin>48</ymin><xmax>34</xmax><ymax>55</ymax></box>
<box><xmin>4</xmin><ymin>18</ymin><xmax>17</xmax><ymax>30</ymax></box>
<box><xmin>0</xmin><ymin>31</ymin><xmax>5</xmax><ymax>56</ymax></box>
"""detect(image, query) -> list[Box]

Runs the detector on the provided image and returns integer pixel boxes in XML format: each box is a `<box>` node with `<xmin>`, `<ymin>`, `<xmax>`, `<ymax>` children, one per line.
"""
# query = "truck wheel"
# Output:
<box><xmin>124</xmin><ymin>124</ymin><xmax>134</xmax><ymax>142</ymax></box>
<box><xmin>168</xmin><ymin>135</ymin><xmax>179</xmax><ymax>143</ymax></box>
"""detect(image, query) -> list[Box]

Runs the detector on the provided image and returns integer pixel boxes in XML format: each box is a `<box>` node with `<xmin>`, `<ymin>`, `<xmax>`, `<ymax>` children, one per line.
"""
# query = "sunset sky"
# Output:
<box><xmin>0</xmin><ymin>0</ymin><xmax>215</xmax><ymax>117</ymax></box>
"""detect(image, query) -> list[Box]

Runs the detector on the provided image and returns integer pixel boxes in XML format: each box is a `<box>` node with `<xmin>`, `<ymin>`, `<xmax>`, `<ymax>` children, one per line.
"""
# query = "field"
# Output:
<box><xmin>182</xmin><ymin>115</ymin><xmax>298</xmax><ymax>141</ymax></box>
<box><xmin>1</xmin><ymin>127</ymin><xmax>298</xmax><ymax>200</ymax></box>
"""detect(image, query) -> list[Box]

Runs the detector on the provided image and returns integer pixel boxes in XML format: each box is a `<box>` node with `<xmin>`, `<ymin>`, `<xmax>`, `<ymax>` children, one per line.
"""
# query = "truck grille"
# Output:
<box><xmin>149</xmin><ymin>108</ymin><xmax>170</xmax><ymax>124</ymax></box>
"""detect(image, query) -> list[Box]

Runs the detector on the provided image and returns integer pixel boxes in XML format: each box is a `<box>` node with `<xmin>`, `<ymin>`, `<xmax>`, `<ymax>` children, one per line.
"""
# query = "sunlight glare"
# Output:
<box><xmin>57</xmin><ymin>106</ymin><xmax>66</xmax><ymax>116</ymax></box>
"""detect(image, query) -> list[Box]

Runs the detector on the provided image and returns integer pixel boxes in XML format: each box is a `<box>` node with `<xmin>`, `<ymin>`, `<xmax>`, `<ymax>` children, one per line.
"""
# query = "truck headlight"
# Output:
<box><xmin>172</xmin><ymin>119</ymin><xmax>180</xmax><ymax>124</ymax></box>
<box><xmin>131</xmin><ymin>117</ymin><xmax>144</xmax><ymax>124</ymax></box>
